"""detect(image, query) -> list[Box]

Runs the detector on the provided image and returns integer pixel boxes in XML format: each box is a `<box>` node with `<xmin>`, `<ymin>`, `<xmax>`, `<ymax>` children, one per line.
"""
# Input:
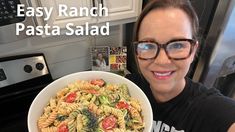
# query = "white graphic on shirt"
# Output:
<box><xmin>152</xmin><ymin>120</ymin><xmax>185</xmax><ymax>132</ymax></box>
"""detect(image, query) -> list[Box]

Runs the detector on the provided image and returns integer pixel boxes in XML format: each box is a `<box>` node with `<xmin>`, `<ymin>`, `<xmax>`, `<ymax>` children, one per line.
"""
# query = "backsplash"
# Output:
<box><xmin>0</xmin><ymin>26</ymin><xmax>122</xmax><ymax>79</ymax></box>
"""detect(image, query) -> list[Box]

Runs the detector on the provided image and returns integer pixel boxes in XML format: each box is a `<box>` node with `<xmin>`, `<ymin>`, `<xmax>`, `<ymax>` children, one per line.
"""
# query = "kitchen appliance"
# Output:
<box><xmin>192</xmin><ymin>0</ymin><xmax>235</xmax><ymax>98</ymax></box>
<box><xmin>192</xmin><ymin>0</ymin><xmax>235</xmax><ymax>83</ymax></box>
<box><xmin>0</xmin><ymin>0</ymin><xmax>35</xmax><ymax>44</ymax></box>
<box><xmin>0</xmin><ymin>53</ymin><xmax>53</xmax><ymax>132</ymax></box>
<box><xmin>213</xmin><ymin>56</ymin><xmax>235</xmax><ymax>98</ymax></box>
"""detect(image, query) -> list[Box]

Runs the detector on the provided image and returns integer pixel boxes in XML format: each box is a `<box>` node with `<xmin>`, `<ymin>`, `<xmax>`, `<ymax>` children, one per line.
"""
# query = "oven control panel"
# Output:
<box><xmin>0</xmin><ymin>54</ymin><xmax>50</xmax><ymax>88</ymax></box>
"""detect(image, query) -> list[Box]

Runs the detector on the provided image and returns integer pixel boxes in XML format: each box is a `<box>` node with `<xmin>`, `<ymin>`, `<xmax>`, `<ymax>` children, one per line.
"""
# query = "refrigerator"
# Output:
<box><xmin>193</xmin><ymin>0</ymin><xmax>235</xmax><ymax>98</ymax></box>
<box><xmin>125</xmin><ymin>0</ymin><xmax>235</xmax><ymax>98</ymax></box>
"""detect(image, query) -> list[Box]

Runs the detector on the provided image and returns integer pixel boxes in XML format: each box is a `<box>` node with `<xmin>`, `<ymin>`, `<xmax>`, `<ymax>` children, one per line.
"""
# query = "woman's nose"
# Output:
<box><xmin>153</xmin><ymin>48</ymin><xmax>171</xmax><ymax>64</ymax></box>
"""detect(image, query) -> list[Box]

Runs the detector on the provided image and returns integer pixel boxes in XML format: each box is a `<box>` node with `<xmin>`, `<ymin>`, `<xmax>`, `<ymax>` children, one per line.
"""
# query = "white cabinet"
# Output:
<box><xmin>51</xmin><ymin>0</ymin><xmax>95</xmax><ymax>28</ymax></box>
<box><xmin>31</xmin><ymin>0</ymin><xmax>96</xmax><ymax>28</ymax></box>
<box><xmin>99</xmin><ymin>0</ymin><xmax>142</xmax><ymax>24</ymax></box>
<box><xmin>30</xmin><ymin>0</ymin><xmax>142</xmax><ymax>28</ymax></box>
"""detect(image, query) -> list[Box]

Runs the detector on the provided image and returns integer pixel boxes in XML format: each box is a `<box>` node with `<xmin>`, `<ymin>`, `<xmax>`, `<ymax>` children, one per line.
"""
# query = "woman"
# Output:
<box><xmin>126</xmin><ymin>0</ymin><xmax>235</xmax><ymax>131</ymax></box>
<box><xmin>95</xmin><ymin>52</ymin><xmax>107</xmax><ymax>69</ymax></box>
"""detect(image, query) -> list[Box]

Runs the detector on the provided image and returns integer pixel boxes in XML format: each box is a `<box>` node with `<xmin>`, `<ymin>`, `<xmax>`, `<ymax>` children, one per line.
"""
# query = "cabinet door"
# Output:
<box><xmin>98</xmin><ymin>0</ymin><xmax>142</xmax><ymax>24</ymax></box>
<box><xmin>51</xmin><ymin>0</ymin><xmax>96</xmax><ymax>28</ymax></box>
<box><xmin>32</xmin><ymin>0</ymin><xmax>96</xmax><ymax>28</ymax></box>
<box><xmin>30</xmin><ymin>0</ymin><xmax>142</xmax><ymax>29</ymax></box>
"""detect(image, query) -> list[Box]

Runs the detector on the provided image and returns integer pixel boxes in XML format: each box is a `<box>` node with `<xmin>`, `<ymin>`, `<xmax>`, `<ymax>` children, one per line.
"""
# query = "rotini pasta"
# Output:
<box><xmin>37</xmin><ymin>79</ymin><xmax>144</xmax><ymax>132</ymax></box>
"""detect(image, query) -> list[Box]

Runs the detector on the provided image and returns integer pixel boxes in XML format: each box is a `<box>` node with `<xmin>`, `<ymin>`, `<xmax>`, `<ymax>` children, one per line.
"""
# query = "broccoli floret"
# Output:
<box><xmin>81</xmin><ymin>108</ymin><xmax>98</xmax><ymax>131</ymax></box>
<box><xmin>124</xmin><ymin>111</ymin><xmax>133</xmax><ymax>128</ymax></box>
<box><xmin>118</xmin><ymin>84</ymin><xmax>130</xmax><ymax>100</ymax></box>
<box><xmin>98</xmin><ymin>95</ymin><xmax>110</xmax><ymax>105</ymax></box>
<box><xmin>56</xmin><ymin>114</ymin><xmax>67</xmax><ymax>121</ymax></box>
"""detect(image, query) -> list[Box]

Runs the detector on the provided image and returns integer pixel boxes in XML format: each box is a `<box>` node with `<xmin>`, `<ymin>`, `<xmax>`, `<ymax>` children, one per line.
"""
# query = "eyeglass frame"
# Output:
<box><xmin>134</xmin><ymin>38</ymin><xmax>197</xmax><ymax>60</ymax></box>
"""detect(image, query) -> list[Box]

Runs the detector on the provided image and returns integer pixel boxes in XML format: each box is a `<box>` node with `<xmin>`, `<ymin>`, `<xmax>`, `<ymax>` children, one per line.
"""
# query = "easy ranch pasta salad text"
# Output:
<box><xmin>38</xmin><ymin>79</ymin><xmax>144</xmax><ymax>132</ymax></box>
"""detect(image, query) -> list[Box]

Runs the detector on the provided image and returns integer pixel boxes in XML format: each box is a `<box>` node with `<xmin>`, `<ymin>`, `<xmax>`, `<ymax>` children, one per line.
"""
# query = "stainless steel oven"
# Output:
<box><xmin>0</xmin><ymin>53</ymin><xmax>53</xmax><ymax>132</ymax></box>
<box><xmin>0</xmin><ymin>0</ymin><xmax>35</xmax><ymax>44</ymax></box>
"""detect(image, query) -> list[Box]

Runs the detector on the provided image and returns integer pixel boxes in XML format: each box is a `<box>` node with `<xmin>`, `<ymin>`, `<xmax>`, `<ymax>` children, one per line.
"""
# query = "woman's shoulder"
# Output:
<box><xmin>186</xmin><ymin>77</ymin><xmax>221</xmax><ymax>97</ymax></box>
<box><xmin>188</xmin><ymin>78</ymin><xmax>235</xmax><ymax>113</ymax></box>
<box><xmin>185</xmin><ymin>78</ymin><xmax>235</xmax><ymax>131</ymax></box>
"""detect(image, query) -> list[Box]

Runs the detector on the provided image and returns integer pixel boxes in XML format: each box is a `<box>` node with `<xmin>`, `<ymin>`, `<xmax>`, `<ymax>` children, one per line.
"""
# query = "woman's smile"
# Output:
<box><xmin>152</xmin><ymin>70</ymin><xmax>176</xmax><ymax>80</ymax></box>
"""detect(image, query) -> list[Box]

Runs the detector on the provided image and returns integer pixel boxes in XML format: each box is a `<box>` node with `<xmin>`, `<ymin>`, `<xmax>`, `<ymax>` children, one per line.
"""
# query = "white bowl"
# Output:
<box><xmin>28</xmin><ymin>71</ymin><xmax>153</xmax><ymax>132</ymax></box>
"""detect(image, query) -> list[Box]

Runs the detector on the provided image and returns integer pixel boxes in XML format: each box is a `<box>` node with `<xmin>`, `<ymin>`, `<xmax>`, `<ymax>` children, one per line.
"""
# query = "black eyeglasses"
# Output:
<box><xmin>134</xmin><ymin>38</ymin><xmax>197</xmax><ymax>60</ymax></box>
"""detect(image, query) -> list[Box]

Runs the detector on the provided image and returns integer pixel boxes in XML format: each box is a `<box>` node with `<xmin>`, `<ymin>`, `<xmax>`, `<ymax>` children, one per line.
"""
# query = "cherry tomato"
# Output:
<box><xmin>91</xmin><ymin>79</ymin><xmax>105</xmax><ymax>87</ymax></box>
<box><xmin>102</xmin><ymin>115</ymin><xmax>117</xmax><ymax>130</ymax></box>
<box><xmin>116</xmin><ymin>101</ymin><xmax>129</xmax><ymax>109</ymax></box>
<box><xmin>58</xmin><ymin>124</ymin><xmax>68</xmax><ymax>132</ymax></box>
<box><xmin>65</xmin><ymin>92</ymin><xmax>77</xmax><ymax>103</ymax></box>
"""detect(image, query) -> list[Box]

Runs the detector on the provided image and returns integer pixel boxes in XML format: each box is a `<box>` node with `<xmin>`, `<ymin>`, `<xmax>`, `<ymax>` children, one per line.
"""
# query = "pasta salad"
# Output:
<box><xmin>37</xmin><ymin>79</ymin><xmax>144</xmax><ymax>132</ymax></box>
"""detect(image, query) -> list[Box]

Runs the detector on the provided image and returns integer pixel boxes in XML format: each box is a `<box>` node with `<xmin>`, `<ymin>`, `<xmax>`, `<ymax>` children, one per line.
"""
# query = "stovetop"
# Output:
<box><xmin>0</xmin><ymin>53</ymin><xmax>53</xmax><ymax>132</ymax></box>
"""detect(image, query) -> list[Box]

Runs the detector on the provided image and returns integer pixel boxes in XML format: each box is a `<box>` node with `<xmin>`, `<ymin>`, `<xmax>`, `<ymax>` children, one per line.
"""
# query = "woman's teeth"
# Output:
<box><xmin>154</xmin><ymin>71</ymin><xmax>172</xmax><ymax>76</ymax></box>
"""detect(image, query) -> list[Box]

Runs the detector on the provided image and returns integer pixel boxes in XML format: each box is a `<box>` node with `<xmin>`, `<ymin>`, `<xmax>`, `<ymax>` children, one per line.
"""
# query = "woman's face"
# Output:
<box><xmin>98</xmin><ymin>53</ymin><xmax>103</xmax><ymax>60</ymax></box>
<box><xmin>138</xmin><ymin>8</ymin><xmax>198</xmax><ymax>100</ymax></box>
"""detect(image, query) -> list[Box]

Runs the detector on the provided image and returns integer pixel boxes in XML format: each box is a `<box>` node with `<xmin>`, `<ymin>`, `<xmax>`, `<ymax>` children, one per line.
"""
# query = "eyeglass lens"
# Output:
<box><xmin>137</xmin><ymin>40</ymin><xmax>192</xmax><ymax>59</ymax></box>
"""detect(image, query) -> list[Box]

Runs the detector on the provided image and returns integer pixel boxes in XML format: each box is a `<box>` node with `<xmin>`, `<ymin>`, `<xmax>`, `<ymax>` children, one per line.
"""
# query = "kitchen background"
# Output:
<box><xmin>0</xmin><ymin>0</ymin><xmax>234</xmax><ymax>131</ymax></box>
<box><xmin>0</xmin><ymin>0</ymin><xmax>142</xmax><ymax>79</ymax></box>
<box><xmin>0</xmin><ymin>26</ymin><xmax>123</xmax><ymax>79</ymax></box>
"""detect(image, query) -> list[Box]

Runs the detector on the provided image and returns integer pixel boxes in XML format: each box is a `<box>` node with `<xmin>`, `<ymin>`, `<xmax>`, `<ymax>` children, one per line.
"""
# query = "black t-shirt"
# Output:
<box><xmin>126</xmin><ymin>74</ymin><xmax>235</xmax><ymax>132</ymax></box>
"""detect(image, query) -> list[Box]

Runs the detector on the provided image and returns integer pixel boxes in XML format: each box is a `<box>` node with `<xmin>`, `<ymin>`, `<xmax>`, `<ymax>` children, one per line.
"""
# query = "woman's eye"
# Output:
<box><xmin>169</xmin><ymin>42</ymin><xmax>184</xmax><ymax>49</ymax></box>
<box><xmin>138</xmin><ymin>43</ymin><xmax>155</xmax><ymax>50</ymax></box>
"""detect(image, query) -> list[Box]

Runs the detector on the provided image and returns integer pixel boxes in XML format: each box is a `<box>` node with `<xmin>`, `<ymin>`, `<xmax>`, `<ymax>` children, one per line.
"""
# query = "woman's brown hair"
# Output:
<box><xmin>133</xmin><ymin>0</ymin><xmax>199</xmax><ymax>41</ymax></box>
